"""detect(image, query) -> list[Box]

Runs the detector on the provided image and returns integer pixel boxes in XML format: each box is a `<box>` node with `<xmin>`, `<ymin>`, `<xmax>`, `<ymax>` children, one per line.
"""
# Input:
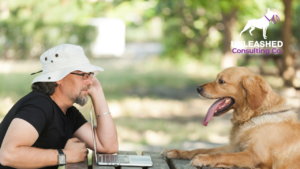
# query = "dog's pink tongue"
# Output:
<box><xmin>202</xmin><ymin>99</ymin><xmax>225</xmax><ymax>126</ymax></box>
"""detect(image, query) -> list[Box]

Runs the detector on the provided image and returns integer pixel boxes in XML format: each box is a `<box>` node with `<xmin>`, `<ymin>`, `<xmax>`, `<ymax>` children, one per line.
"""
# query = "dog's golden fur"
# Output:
<box><xmin>162</xmin><ymin>67</ymin><xmax>300</xmax><ymax>169</ymax></box>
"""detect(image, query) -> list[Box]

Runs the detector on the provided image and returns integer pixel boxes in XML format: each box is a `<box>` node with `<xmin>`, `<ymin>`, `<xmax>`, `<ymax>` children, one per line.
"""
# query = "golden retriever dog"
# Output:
<box><xmin>162</xmin><ymin>67</ymin><xmax>300</xmax><ymax>169</ymax></box>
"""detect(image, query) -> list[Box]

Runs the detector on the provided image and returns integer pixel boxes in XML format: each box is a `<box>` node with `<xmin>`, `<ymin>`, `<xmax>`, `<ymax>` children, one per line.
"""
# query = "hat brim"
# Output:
<box><xmin>31</xmin><ymin>63</ymin><xmax>104</xmax><ymax>84</ymax></box>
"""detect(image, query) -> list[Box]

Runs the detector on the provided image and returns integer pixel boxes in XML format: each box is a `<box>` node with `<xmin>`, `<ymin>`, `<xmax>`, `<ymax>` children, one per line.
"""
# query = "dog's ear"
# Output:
<box><xmin>242</xmin><ymin>75</ymin><xmax>268</xmax><ymax>110</ymax></box>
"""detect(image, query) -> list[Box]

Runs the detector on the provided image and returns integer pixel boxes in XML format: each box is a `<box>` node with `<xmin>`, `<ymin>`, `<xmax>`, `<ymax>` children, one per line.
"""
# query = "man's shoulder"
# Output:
<box><xmin>22</xmin><ymin>91</ymin><xmax>52</xmax><ymax>101</ymax></box>
<box><xmin>18</xmin><ymin>91</ymin><xmax>54</xmax><ymax>109</ymax></box>
<box><xmin>26</xmin><ymin>90</ymin><xmax>51</xmax><ymax>97</ymax></box>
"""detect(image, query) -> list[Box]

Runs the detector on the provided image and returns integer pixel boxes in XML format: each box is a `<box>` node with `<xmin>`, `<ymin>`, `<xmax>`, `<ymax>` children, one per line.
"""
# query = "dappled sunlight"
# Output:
<box><xmin>293</xmin><ymin>78</ymin><xmax>300</xmax><ymax>88</ymax></box>
<box><xmin>0</xmin><ymin>97</ymin><xmax>14</xmax><ymax>117</ymax></box>
<box><xmin>117</xmin><ymin>127</ymin><xmax>171</xmax><ymax>146</ymax></box>
<box><xmin>144</xmin><ymin>130</ymin><xmax>171</xmax><ymax>146</ymax></box>
<box><xmin>182</xmin><ymin>61</ymin><xmax>220</xmax><ymax>78</ymax></box>
<box><xmin>198</xmin><ymin>118</ymin><xmax>232</xmax><ymax>144</ymax></box>
<box><xmin>264</xmin><ymin>75</ymin><xmax>284</xmax><ymax>88</ymax></box>
<box><xmin>0</xmin><ymin>60</ymin><xmax>41</xmax><ymax>74</ymax></box>
<box><xmin>207</xmin><ymin>133</ymin><xmax>229</xmax><ymax>144</ymax></box>
<box><xmin>114</xmin><ymin>115</ymin><xmax>232</xmax><ymax>148</ymax></box>
<box><xmin>286</xmin><ymin>98</ymin><xmax>300</xmax><ymax>108</ymax></box>
<box><xmin>278</xmin><ymin>87</ymin><xmax>298</xmax><ymax>97</ymax></box>
<box><xmin>188</xmin><ymin>132</ymin><xmax>200</xmax><ymax>141</ymax></box>
<box><xmin>117</xmin><ymin>126</ymin><xmax>143</xmax><ymax>143</ymax></box>
<box><xmin>108</xmin><ymin>97</ymin><xmax>214</xmax><ymax>118</ymax></box>
<box><xmin>109</xmin><ymin>98</ymin><xmax>185</xmax><ymax>118</ymax></box>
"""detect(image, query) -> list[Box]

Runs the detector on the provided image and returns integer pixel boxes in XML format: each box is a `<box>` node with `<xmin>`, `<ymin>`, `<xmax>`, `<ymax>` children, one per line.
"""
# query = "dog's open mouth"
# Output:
<box><xmin>202</xmin><ymin>97</ymin><xmax>235</xmax><ymax>126</ymax></box>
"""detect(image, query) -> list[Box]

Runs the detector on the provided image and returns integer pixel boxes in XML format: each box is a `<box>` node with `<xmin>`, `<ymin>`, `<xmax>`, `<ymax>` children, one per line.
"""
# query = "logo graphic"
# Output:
<box><xmin>239</xmin><ymin>8</ymin><xmax>280</xmax><ymax>39</ymax></box>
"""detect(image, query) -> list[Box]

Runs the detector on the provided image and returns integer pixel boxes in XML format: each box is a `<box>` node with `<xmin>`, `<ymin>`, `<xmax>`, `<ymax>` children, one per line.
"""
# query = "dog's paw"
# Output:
<box><xmin>161</xmin><ymin>149</ymin><xmax>177</xmax><ymax>158</ymax></box>
<box><xmin>190</xmin><ymin>154</ymin><xmax>215</xmax><ymax>167</ymax></box>
<box><xmin>161</xmin><ymin>149</ymin><xmax>191</xmax><ymax>159</ymax></box>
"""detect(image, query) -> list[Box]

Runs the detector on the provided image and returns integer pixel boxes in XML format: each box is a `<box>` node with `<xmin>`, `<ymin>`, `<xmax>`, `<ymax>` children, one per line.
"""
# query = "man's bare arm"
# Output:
<box><xmin>0</xmin><ymin>118</ymin><xmax>87</xmax><ymax>168</ymax></box>
<box><xmin>73</xmin><ymin>77</ymin><xmax>118</xmax><ymax>153</ymax></box>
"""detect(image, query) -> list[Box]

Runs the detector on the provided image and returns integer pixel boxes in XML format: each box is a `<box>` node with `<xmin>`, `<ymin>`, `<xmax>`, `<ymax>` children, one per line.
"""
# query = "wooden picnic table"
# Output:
<box><xmin>66</xmin><ymin>151</ymin><xmax>237</xmax><ymax>169</ymax></box>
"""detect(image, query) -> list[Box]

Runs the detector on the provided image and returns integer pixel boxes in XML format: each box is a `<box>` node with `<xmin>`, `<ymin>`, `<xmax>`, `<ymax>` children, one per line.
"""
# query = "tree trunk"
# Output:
<box><xmin>282</xmin><ymin>0</ymin><xmax>294</xmax><ymax>86</ymax></box>
<box><xmin>221</xmin><ymin>10</ymin><xmax>237</xmax><ymax>69</ymax></box>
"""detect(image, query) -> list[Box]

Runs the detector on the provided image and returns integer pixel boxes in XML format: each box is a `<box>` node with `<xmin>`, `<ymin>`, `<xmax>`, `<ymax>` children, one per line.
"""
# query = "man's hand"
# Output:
<box><xmin>63</xmin><ymin>138</ymin><xmax>87</xmax><ymax>163</ymax></box>
<box><xmin>88</xmin><ymin>77</ymin><xmax>103</xmax><ymax>98</ymax></box>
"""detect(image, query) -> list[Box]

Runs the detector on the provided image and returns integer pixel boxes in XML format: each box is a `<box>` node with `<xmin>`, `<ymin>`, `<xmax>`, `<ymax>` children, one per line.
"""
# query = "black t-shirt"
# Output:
<box><xmin>0</xmin><ymin>91</ymin><xmax>87</xmax><ymax>169</ymax></box>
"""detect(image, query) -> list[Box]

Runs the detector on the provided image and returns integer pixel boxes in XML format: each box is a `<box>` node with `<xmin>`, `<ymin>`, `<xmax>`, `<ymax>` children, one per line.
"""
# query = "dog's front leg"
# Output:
<box><xmin>190</xmin><ymin>151</ymin><xmax>258</xmax><ymax>168</ymax></box>
<box><xmin>161</xmin><ymin>145</ymin><xmax>234</xmax><ymax>159</ymax></box>
<box><xmin>263</xmin><ymin>27</ymin><xmax>267</xmax><ymax>39</ymax></box>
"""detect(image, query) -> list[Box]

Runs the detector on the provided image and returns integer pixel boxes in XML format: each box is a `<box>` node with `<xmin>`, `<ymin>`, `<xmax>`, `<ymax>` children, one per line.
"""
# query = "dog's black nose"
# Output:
<box><xmin>197</xmin><ymin>86</ymin><xmax>203</xmax><ymax>93</ymax></box>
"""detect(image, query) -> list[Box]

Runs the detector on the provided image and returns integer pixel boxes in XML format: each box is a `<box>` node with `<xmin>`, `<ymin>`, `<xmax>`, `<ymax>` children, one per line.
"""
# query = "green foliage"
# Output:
<box><xmin>150</xmin><ymin>0</ymin><xmax>266</xmax><ymax>59</ymax></box>
<box><xmin>0</xmin><ymin>73</ymin><xmax>34</xmax><ymax>101</ymax></box>
<box><xmin>145</xmin><ymin>0</ymin><xmax>296</xmax><ymax>61</ymax></box>
<box><xmin>0</xmin><ymin>20</ymin><xmax>97</xmax><ymax>59</ymax></box>
<box><xmin>292</xmin><ymin>1</ymin><xmax>300</xmax><ymax>46</ymax></box>
<box><xmin>0</xmin><ymin>0</ymin><xmax>116</xmax><ymax>59</ymax></box>
<box><xmin>0</xmin><ymin>0</ymin><xmax>299</xmax><ymax>61</ymax></box>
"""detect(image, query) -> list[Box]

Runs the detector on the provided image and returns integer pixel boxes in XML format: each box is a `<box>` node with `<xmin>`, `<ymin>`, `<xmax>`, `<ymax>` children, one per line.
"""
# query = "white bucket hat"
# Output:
<box><xmin>31</xmin><ymin>44</ymin><xmax>104</xmax><ymax>84</ymax></box>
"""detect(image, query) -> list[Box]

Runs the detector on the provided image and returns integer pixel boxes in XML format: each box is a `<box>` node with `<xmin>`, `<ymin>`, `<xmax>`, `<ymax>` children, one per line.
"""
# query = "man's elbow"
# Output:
<box><xmin>109</xmin><ymin>145</ymin><xmax>119</xmax><ymax>154</ymax></box>
<box><xmin>0</xmin><ymin>148</ymin><xmax>16</xmax><ymax>166</ymax></box>
<box><xmin>100</xmin><ymin>144</ymin><xmax>118</xmax><ymax>154</ymax></box>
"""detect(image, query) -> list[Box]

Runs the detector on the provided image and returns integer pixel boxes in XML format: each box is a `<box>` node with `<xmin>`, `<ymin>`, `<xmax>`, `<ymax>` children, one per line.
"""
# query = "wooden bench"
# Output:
<box><xmin>66</xmin><ymin>151</ymin><xmax>240</xmax><ymax>169</ymax></box>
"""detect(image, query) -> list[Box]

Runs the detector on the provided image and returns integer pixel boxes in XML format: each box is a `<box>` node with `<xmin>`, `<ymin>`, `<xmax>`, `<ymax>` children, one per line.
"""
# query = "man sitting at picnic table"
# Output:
<box><xmin>0</xmin><ymin>44</ymin><xmax>118</xmax><ymax>169</ymax></box>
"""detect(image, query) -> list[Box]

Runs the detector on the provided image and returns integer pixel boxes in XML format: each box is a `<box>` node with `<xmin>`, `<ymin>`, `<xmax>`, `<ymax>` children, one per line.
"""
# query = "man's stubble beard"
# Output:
<box><xmin>74</xmin><ymin>91</ymin><xmax>88</xmax><ymax>106</ymax></box>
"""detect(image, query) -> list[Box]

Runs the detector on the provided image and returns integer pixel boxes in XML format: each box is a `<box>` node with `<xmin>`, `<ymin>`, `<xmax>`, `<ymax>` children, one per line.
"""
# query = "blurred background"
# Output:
<box><xmin>1</xmin><ymin>0</ymin><xmax>300</xmax><ymax>154</ymax></box>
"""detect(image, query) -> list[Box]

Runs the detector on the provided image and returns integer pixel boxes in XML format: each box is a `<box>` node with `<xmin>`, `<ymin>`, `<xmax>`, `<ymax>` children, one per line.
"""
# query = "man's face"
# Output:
<box><xmin>74</xmin><ymin>88</ymin><xmax>89</xmax><ymax>106</ymax></box>
<box><xmin>59</xmin><ymin>70</ymin><xmax>93</xmax><ymax>106</ymax></box>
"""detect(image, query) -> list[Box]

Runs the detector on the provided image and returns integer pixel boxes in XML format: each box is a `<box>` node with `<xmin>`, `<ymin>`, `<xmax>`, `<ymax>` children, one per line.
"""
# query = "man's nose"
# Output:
<box><xmin>197</xmin><ymin>86</ymin><xmax>203</xmax><ymax>93</ymax></box>
<box><xmin>86</xmin><ymin>76</ymin><xmax>93</xmax><ymax>85</ymax></box>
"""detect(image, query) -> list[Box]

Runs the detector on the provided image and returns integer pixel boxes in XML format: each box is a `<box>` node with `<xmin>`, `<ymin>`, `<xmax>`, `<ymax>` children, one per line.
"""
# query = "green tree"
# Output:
<box><xmin>282</xmin><ymin>0</ymin><xmax>294</xmax><ymax>86</ymax></box>
<box><xmin>0</xmin><ymin>0</ymin><xmax>119</xmax><ymax>59</ymax></box>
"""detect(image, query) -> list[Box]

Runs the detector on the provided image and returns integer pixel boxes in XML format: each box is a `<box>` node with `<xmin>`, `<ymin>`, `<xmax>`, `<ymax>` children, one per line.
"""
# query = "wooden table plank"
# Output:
<box><xmin>167</xmin><ymin>158</ymin><xmax>242</xmax><ymax>169</ymax></box>
<box><xmin>118</xmin><ymin>151</ymin><xmax>142</xmax><ymax>169</ymax></box>
<box><xmin>92</xmin><ymin>152</ymin><xmax>115</xmax><ymax>169</ymax></box>
<box><xmin>142</xmin><ymin>151</ymin><xmax>169</xmax><ymax>169</ymax></box>
<box><xmin>66</xmin><ymin>156</ymin><xmax>88</xmax><ymax>169</ymax></box>
<box><xmin>67</xmin><ymin>151</ymin><xmax>244</xmax><ymax>169</ymax></box>
<box><xmin>167</xmin><ymin>158</ymin><xmax>196</xmax><ymax>169</ymax></box>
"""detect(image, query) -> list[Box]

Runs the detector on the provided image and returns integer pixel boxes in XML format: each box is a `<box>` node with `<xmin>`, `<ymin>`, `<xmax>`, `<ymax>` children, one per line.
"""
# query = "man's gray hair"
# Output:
<box><xmin>31</xmin><ymin>82</ymin><xmax>58</xmax><ymax>95</ymax></box>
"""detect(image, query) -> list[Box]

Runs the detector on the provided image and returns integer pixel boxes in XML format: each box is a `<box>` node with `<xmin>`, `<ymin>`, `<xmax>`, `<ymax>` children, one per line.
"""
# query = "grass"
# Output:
<box><xmin>114</xmin><ymin>116</ymin><xmax>232</xmax><ymax>146</ymax></box>
<box><xmin>0</xmin><ymin>58</ymin><xmax>218</xmax><ymax>102</ymax></box>
<box><xmin>0</xmin><ymin>73</ymin><xmax>35</xmax><ymax>101</ymax></box>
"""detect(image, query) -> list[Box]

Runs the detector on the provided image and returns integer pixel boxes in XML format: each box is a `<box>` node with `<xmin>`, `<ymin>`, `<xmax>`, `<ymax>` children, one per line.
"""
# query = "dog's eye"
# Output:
<box><xmin>219</xmin><ymin>79</ymin><xmax>226</xmax><ymax>84</ymax></box>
